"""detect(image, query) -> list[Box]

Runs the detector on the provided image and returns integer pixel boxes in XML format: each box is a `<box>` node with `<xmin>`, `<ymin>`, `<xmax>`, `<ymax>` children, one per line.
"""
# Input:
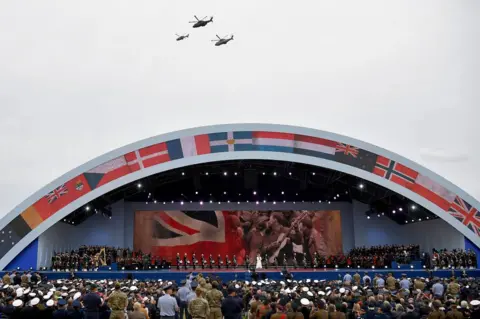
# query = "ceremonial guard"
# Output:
<box><xmin>108</xmin><ymin>283</ymin><xmax>128</xmax><ymax>319</ymax></box>
<box><xmin>184</xmin><ymin>253</ymin><xmax>189</xmax><ymax>270</ymax></box>
<box><xmin>302</xmin><ymin>255</ymin><xmax>308</xmax><ymax>269</ymax></box>
<box><xmin>217</xmin><ymin>254</ymin><xmax>223</xmax><ymax>269</ymax></box>
<box><xmin>225</xmin><ymin>255</ymin><xmax>231</xmax><ymax>269</ymax></box>
<box><xmin>201</xmin><ymin>254</ymin><xmax>206</xmax><ymax>269</ymax></box>
<box><xmin>313</xmin><ymin>252</ymin><xmax>319</xmax><ymax>268</ymax></box>
<box><xmin>192</xmin><ymin>253</ymin><xmax>198</xmax><ymax>270</ymax></box>
<box><xmin>233</xmin><ymin>255</ymin><xmax>237</xmax><ymax>269</ymax></box>
<box><xmin>209</xmin><ymin>254</ymin><xmax>214</xmax><ymax>269</ymax></box>
<box><xmin>245</xmin><ymin>255</ymin><xmax>250</xmax><ymax>270</ymax></box>
<box><xmin>273</xmin><ymin>256</ymin><xmax>279</xmax><ymax>269</ymax></box>
<box><xmin>176</xmin><ymin>253</ymin><xmax>181</xmax><ymax>270</ymax></box>
<box><xmin>264</xmin><ymin>253</ymin><xmax>269</xmax><ymax>269</ymax></box>
<box><xmin>283</xmin><ymin>254</ymin><xmax>288</xmax><ymax>268</ymax></box>
<box><xmin>293</xmin><ymin>253</ymin><xmax>298</xmax><ymax>269</ymax></box>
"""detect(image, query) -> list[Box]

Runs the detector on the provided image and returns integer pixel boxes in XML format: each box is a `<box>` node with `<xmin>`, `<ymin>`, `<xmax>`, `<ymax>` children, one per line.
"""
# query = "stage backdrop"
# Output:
<box><xmin>134</xmin><ymin>210</ymin><xmax>342</xmax><ymax>264</ymax></box>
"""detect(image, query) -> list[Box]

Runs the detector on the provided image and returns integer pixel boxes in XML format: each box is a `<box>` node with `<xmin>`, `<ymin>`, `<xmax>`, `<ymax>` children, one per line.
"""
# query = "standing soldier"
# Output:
<box><xmin>201</xmin><ymin>254</ymin><xmax>206</xmax><ymax>270</ymax></box>
<box><xmin>21</xmin><ymin>272</ymin><xmax>28</xmax><ymax>286</ymax></box>
<box><xmin>2</xmin><ymin>272</ymin><xmax>11</xmax><ymax>285</ymax></box>
<box><xmin>184</xmin><ymin>253</ymin><xmax>189</xmax><ymax>270</ymax></box>
<box><xmin>353</xmin><ymin>272</ymin><xmax>361</xmax><ymax>286</ymax></box>
<box><xmin>245</xmin><ymin>255</ymin><xmax>250</xmax><ymax>270</ymax></box>
<box><xmin>225</xmin><ymin>255</ymin><xmax>230</xmax><ymax>269</ymax></box>
<box><xmin>233</xmin><ymin>255</ymin><xmax>237</xmax><ymax>269</ymax></box>
<box><xmin>273</xmin><ymin>256</ymin><xmax>279</xmax><ymax>269</ymax></box>
<box><xmin>206</xmin><ymin>281</ymin><xmax>223</xmax><ymax>319</ymax></box>
<box><xmin>177</xmin><ymin>253</ymin><xmax>182</xmax><ymax>270</ymax></box>
<box><xmin>217</xmin><ymin>255</ymin><xmax>223</xmax><ymax>269</ymax></box>
<box><xmin>264</xmin><ymin>254</ymin><xmax>269</xmax><ymax>269</ymax></box>
<box><xmin>189</xmin><ymin>287</ymin><xmax>210</xmax><ymax>319</ymax></box>
<box><xmin>192</xmin><ymin>253</ymin><xmax>197</xmax><ymax>270</ymax></box>
<box><xmin>209</xmin><ymin>254</ymin><xmax>214</xmax><ymax>269</ymax></box>
<box><xmin>293</xmin><ymin>253</ymin><xmax>298</xmax><ymax>269</ymax></box>
<box><xmin>107</xmin><ymin>283</ymin><xmax>128</xmax><ymax>319</ymax></box>
<box><xmin>283</xmin><ymin>254</ymin><xmax>288</xmax><ymax>268</ymax></box>
<box><xmin>302</xmin><ymin>255</ymin><xmax>308</xmax><ymax>269</ymax></box>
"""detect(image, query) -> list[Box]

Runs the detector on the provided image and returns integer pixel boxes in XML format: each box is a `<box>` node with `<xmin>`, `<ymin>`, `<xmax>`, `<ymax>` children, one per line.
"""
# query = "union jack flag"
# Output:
<box><xmin>335</xmin><ymin>143</ymin><xmax>359</xmax><ymax>158</ymax></box>
<box><xmin>45</xmin><ymin>184</ymin><xmax>68</xmax><ymax>204</ymax></box>
<box><xmin>448</xmin><ymin>196</ymin><xmax>480</xmax><ymax>236</ymax></box>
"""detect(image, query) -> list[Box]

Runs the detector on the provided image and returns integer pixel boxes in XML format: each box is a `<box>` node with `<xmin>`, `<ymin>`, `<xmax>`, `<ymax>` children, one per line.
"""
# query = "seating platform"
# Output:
<box><xmin>5</xmin><ymin>268</ymin><xmax>480</xmax><ymax>282</ymax></box>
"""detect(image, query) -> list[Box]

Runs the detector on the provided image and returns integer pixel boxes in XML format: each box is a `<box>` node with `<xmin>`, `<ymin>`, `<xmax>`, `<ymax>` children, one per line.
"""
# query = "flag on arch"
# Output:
<box><xmin>253</xmin><ymin>131</ymin><xmax>295</xmax><ymax>152</ymax></box>
<box><xmin>405</xmin><ymin>174</ymin><xmax>456</xmax><ymax>211</ymax></box>
<box><xmin>208</xmin><ymin>131</ymin><xmax>254</xmax><ymax>152</ymax></box>
<box><xmin>448</xmin><ymin>196</ymin><xmax>480</xmax><ymax>236</ymax></box>
<box><xmin>373</xmin><ymin>156</ymin><xmax>419</xmax><ymax>188</ymax></box>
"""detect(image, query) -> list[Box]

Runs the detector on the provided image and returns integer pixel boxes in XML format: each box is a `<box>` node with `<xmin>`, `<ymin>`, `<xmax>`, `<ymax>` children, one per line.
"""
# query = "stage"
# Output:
<box><xmin>4</xmin><ymin>268</ymin><xmax>480</xmax><ymax>281</ymax></box>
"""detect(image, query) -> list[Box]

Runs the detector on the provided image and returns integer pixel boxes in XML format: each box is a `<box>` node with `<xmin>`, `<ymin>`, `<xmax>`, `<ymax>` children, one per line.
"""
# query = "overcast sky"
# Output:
<box><xmin>0</xmin><ymin>0</ymin><xmax>478</xmax><ymax>218</ymax></box>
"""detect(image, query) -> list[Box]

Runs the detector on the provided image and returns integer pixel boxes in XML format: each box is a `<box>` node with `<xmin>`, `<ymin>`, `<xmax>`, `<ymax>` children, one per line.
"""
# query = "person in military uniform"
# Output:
<box><xmin>293</xmin><ymin>253</ymin><xmax>298</xmax><ymax>269</ymax></box>
<box><xmin>264</xmin><ymin>254</ymin><xmax>269</xmax><ymax>269</ymax></box>
<box><xmin>206</xmin><ymin>281</ymin><xmax>223</xmax><ymax>319</ymax></box>
<box><xmin>209</xmin><ymin>254</ymin><xmax>214</xmax><ymax>269</ymax></box>
<box><xmin>217</xmin><ymin>255</ymin><xmax>223</xmax><ymax>269</ymax></box>
<box><xmin>184</xmin><ymin>253</ymin><xmax>189</xmax><ymax>270</ymax></box>
<box><xmin>353</xmin><ymin>272</ymin><xmax>361</xmax><ymax>286</ymax></box>
<box><xmin>177</xmin><ymin>253</ymin><xmax>181</xmax><ymax>270</ymax></box>
<box><xmin>447</xmin><ymin>278</ymin><xmax>461</xmax><ymax>297</ymax></box>
<box><xmin>192</xmin><ymin>253</ymin><xmax>197</xmax><ymax>270</ymax></box>
<box><xmin>245</xmin><ymin>256</ymin><xmax>250</xmax><ymax>270</ymax></box>
<box><xmin>273</xmin><ymin>256</ymin><xmax>279</xmax><ymax>269</ymax></box>
<box><xmin>108</xmin><ymin>282</ymin><xmax>128</xmax><ymax>319</ymax></box>
<box><xmin>225</xmin><ymin>255</ymin><xmax>231</xmax><ymax>269</ymax></box>
<box><xmin>283</xmin><ymin>254</ymin><xmax>288</xmax><ymax>268</ymax></box>
<box><xmin>302</xmin><ymin>255</ymin><xmax>308</xmax><ymax>269</ymax></box>
<box><xmin>21</xmin><ymin>272</ymin><xmax>29</xmax><ymax>286</ymax></box>
<box><xmin>233</xmin><ymin>255</ymin><xmax>237</xmax><ymax>269</ymax></box>
<box><xmin>201</xmin><ymin>254</ymin><xmax>206</xmax><ymax>270</ymax></box>
<box><xmin>2</xmin><ymin>271</ymin><xmax>11</xmax><ymax>284</ymax></box>
<box><xmin>386</xmin><ymin>273</ymin><xmax>396</xmax><ymax>291</ymax></box>
<box><xmin>188</xmin><ymin>287</ymin><xmax>210</xmax><ymax>319</ymax></box>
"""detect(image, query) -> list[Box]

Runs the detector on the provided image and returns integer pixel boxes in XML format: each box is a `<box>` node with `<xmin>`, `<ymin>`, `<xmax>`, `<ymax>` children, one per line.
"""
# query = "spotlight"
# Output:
<box><xmin>205</xmin><ymin>172</ymin><xmax>209</xmax><ymax>175</ymax></box>
<box><xmin>195</xmin><ymin>191</ymin><xmax>198</xmax><ymax>194</ymax></box>
<box><xmin>209</xmin><ymin>200</ymin><xmax>213</xmax><ymax>203</ymax></box>
<box><xmin>367</xmin><ymin>216</ymin><xmax>371</xmax><ymax>219</ymax></box>
<box><xmin>333</xmin><ymin>197</ymin><xmax>336</xmax><ymax>200</ymax></box>
<box><xmin>281</xmin><ymin>191</ymin><xmax>284</xmax><ymax>195</ymax></box>
<box><xmin>137</xmin><ymin>183</ymin><xmax>142</xmax><ymax>188</ymax></box>
<box><xmin>335</xmin><ymin>265</ymin><xmax>338</xmax><ymax>268</ymax></box>
<box><xmin>397</xmin><ymin>265</ymin><xmax>400</xmax><ymax>269</ymax></box>
<box><xmin>154</xmin><ymin>200</ymin><xmax>157</xmax><ymax>204</ymax></box>
<box><xmin>357</xmin><ymin>265</ymin><xmax>360</xmax><ymax>268</ymax></box>
<box><xmin>319</xmin><ymin>200</ymin><xmax>322</xmax><ymax>203</ymax></box>
<box><xmin>337</xmin><ymin>194</ymin><xmax>339</xmax><ymax>197</ymax></box>
<box><xmin>234</xmin><ymin>172</ymin><xmax>238</xmax><ymax>175</ymax></box>
<box><xmin>200</xmin><ymin>201</ymin><xmax>203</xmax><ymax>205</ymax></box>
<box><xmin>273</xmin><ymin>201</ymin><xmax>276</xmax><ymax>205</ymax></box>
<box><xmin>345</xmin><ymin>191</ymin><xmax>348</xmax><ymax>194</ymax></box>
<box><xmin>405</xmin><ymin>221</ymin><xmax>408</xmax><ymax>223</ymax></box>
<box><xmin>109</xmin><ymin>217</ymin><xmax>112</xmax><ymax>220</ymax></box>
<box><xmin>155</xmin><ymin>266</ymin><xmax>158</xmax><ymax>269</ymax></box>
<box><xmin>392</xmin><ymin>210</ymin><xmax>396</xmax><ymax>214</ymax></box>
<box><xmin>85</xmin><ymin>206</ymin><xmax>90</xmax><ymax>211</ymax></box>
<box><xmin>263</xmin><ymin>200</ymin><xmax>266</xmax><ymax>203</ymax></box>
<box><xmin>218</xmin><ymin>202</ymin><xmax>221</xmax><ymax>204</ymax></box>
<box><xmin>359</xmin><ymin>184</ymin><xmax>364</xmax><ymax>189</ymax></box>
<box><xmin>256</xmin><ymin>201</ymin><xmax>259</xmax><ymax>205</ymax></box>
<box><xmin>385</xmin><ymin>266</ymin><xmax>387</xmax><ymax>269</ymax></box>
<box><xmin>253</xmin><ymin>191</ymin><xmax>257</xmax><ymax>195</ymax></box>
<box><xmin>423</xmin><ymin>265</ymin><xmax>426</xmax><ymax>269</ymax></box>
<box><xmin>312</xmin><ymin>172</ymin><xmax>316</xmax><ymax>175</ymax></box>
<box><xmin>223</xmin><ymin>172</ymin><xmax>227</xmax><ymax>176</ymax></box>
<box><xmin>122</xmin><ymin>267</ymin><xmax>125</xmax><ymax>270</ymax></box>
<box><xmin>227</xmin><ymin>200</ymin><xmax>230</xmax><ymax>203</ymax></box>
<box><xmin>163</xmin><ymin>202</ymin><xmax>166</xmax><ymax>204</ymax></box>
<box><xmin>381</xmin><ymin>212</ymin><xmax>384</xmax><ymax>215</ymax></box>
<box><xmin>399</xmin><ymin>208</ymin><xmax>403</xmax><ymax>212</ymax></box>
<box><xmin>324</xmin><ymin>265</ymin><xmax>326</xmax><ymax>268</ymax></box>
<box><xmin>273</xmin><ymin>172</ymin><xmax>277</xmax><ymax>176</ymax></box>
<box><xmin>296</xmin><ymin>193</ymin><xmax>298</xmax><ymax>196</ymax></box>
<box><xmin>262</xmin><ymin>172</ymin><xmax>265</xmax><ymax>175</ymax></box>
<box><xmin>418</xmin><ymin>218</ymin><xmax>422</xmax><ymax>221</ymax></box>
<box><xmin>411</xmin><ymin>219</ymin><xmax>414</xmax><ymax>222</ymax></box>
<box><xmin>377</xmin><ymin>215</ymin><xmax>380</xmax><ymax>218</ymax></box>
<box><xmin>180</xmin><ymin>201</ymin><xmax>184</xmax><ymax>205</ymax></box>
<box><xmin>135</xmin><ymin>267</ymin><xmax>138</xmax><ymax>270</ymax></box>
<box><xmin>224</xmin><ymin>191</ymin><xmax>227</xmax><ymax>195</ymax></box>
<box><xmin>182</xmin><ymin>172</ymin><xmax>185</xmax><ymax>176</ymax></box>
<box><xmin>426</xmin><ymin>217</ymin><xmax>429</xmax><ymax>220</ymax></box>
<box><xmin>410</xmin><ymin>265</ymin><xmax>414</xmax><ymax>269</ymax></box>
<box><xmin>328</xmin><ymin>201</ymin><xmax>331</xmax><ymax>204</ymax></box>
<box><xmin>283</xmin><ymin>200</ymin><xmax>286</xmax><ymax>203</ymax></box>
<box><xmin>411</xmin><ymin>205</ymin><xmax>416</xmax><ymax>210</ymax></box>
<box><xmin>372</xmin><ymin>266</ymin><xmax>375</xmax><ymax>269</ymax></box>
<box><xmin>171</xmin><ymin>201</ymin><xmax>174</xmax><ymax>203</ymax></box>
<box><xmin>109</xmin><ymin>267</ymin><xmax>112</xmax><ymax>271</ymax></box>
<box><xmin>289</xmin><ymin>172</ymin><xmax>292</xmax><ymax>175</ymax></box>
<box><xmin>237</xmin><ymin>201</ymin><xmax>240</xmax><ymax>204</ymax></box>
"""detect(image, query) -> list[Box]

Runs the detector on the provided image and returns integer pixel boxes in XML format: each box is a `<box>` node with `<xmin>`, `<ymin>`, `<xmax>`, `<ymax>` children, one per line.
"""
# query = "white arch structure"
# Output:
<box><xmin>0</xmin><ymin>124</ymin><xmax>478</xmax><ymax>270</ymax></box>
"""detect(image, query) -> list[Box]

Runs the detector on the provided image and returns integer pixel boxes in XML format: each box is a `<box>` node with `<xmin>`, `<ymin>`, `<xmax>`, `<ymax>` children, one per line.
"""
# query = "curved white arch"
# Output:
<box><xmin>0</xmin><ymin>123</ymin><xmax>479</xmax><ymax>270</ymax></box>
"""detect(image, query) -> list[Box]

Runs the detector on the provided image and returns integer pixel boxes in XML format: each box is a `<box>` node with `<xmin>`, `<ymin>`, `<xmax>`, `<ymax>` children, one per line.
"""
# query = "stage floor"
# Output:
<box><xmin>5</xmin><ymin>268</ymin><xmax>479</xmax><ymax>281</ymax></box>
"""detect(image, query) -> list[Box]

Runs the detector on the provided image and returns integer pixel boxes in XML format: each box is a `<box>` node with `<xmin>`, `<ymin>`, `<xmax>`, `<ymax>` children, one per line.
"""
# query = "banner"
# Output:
<box><xmin>134</xmin><ymin>210</ymin><xmax>342</xmax><ymax>264</ymax></box>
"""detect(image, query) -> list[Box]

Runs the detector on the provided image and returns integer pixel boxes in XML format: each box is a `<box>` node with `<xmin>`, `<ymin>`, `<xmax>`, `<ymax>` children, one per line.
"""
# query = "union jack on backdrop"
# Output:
<box><xmin>45</xmin><ymin>185</ymin><xmax>68</xmax><ymax>204</ymax></box>
<box><xmin>335</xmin><ymin>143</ymin><xmax>359</xmax><ymax>157</ymax></box>
<box><xmin>448</xmin><ymin>196</ymin><xmax>480</xmax><ymax>236</ymax></box>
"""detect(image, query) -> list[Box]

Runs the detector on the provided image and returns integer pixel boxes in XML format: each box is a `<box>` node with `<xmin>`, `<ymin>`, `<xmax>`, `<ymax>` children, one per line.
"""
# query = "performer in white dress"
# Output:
<box><xmin>256</xmin><ymin>253</ymin><xmax>263</xmax><ymax>269</ymax></box>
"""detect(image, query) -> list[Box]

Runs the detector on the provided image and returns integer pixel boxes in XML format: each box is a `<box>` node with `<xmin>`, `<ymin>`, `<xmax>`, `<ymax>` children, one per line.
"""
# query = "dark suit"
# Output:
<box><xmin>221</xmin><ymin>296</ymin><xmax>243</xmax><ymax>319</ymax></box>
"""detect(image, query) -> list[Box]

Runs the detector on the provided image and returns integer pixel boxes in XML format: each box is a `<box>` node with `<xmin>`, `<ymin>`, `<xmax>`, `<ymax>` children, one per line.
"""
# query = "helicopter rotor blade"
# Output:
<box><xmin>194</xmin><ymin>15</ymin><xmax>200</xmax><ymax>20</ymax></box>
<box><xmin>216</xmin><ymin>35</ymin><xmax>221</xmax><ymax>39</ymax></box>
<box><xmin>175</xmin><ymin>34</ymin><xmax>180</xmax><ymax>37</ymax></box>
<box><xmin>201</xmin><ymin>16</ymin><xmax>207</xmax><ymax>21</ymax></box>
<box><xmin>188</xmin><ymin>21</ymin><xmax>196</xmax><ymax>23</ymax></box>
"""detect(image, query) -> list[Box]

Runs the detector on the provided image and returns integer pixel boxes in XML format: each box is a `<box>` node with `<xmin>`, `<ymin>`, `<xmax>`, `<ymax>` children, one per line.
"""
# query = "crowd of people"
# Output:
<box><xmin>50</xmin><ymin>245</ymin><xmax>477</xmax><ymax>271</ymax></box>
<box><xmin>1</xmin><ymin>269</ymin><xmax>480</xmax><ymax>319</ymax></box>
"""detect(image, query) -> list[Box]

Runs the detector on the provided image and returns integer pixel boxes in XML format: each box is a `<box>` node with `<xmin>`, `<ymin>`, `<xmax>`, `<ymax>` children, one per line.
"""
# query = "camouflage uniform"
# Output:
<box><xmin>206</xmin><ymin>288</ymin><xmax>223</xmax><ymax>319</ymax></box>
<box><xmin>108</xmin><ymin>290</ymin><xmax>128</xmax><ymax>319</ymax></box>
<box><xmin>188</xmin><ymin>297</ymin><xmax>210</xmax><ymax>319</ymax></box>
<box><xmin>2</xmin><ymin>274</ymin><xmax>11</xmax><ymax>285</ymax></box>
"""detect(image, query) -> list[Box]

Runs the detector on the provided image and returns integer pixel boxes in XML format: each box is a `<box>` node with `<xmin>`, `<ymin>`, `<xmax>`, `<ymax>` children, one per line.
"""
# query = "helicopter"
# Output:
<box><xmin>212</xmin><ymin>34</ymin><xmax>234</xmax><ymax>46</ymax></box>
<box><xmin>189</xmin><ymin>16</ymin><xmax>213</xmax><ymax>28</ymax></box>
<box><xmin>175</xmin><ymin>33</ymin><xmax>189</xmax><ymax>41</ymax></box>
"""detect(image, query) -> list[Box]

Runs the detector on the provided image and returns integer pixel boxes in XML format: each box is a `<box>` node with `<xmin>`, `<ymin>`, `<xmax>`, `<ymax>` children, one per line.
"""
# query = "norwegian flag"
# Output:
<box><xmin>373</xmin><ymin>156</ymin><xmax>419</xmax><ymax>188</ymax></box>
<box><xmin>45</xmin><ymin>185</ymin><xmax>68</xmax><ymax>204</ymax></box>
<box><xmin>335</xmin><ymin>143</ymin><xmax>359</xmax><ymax>157</ymax></box>
<box><xmin>448</xmin><ymin>196</ymin><xmax>480</xmax><ymax>235</ymax></box>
